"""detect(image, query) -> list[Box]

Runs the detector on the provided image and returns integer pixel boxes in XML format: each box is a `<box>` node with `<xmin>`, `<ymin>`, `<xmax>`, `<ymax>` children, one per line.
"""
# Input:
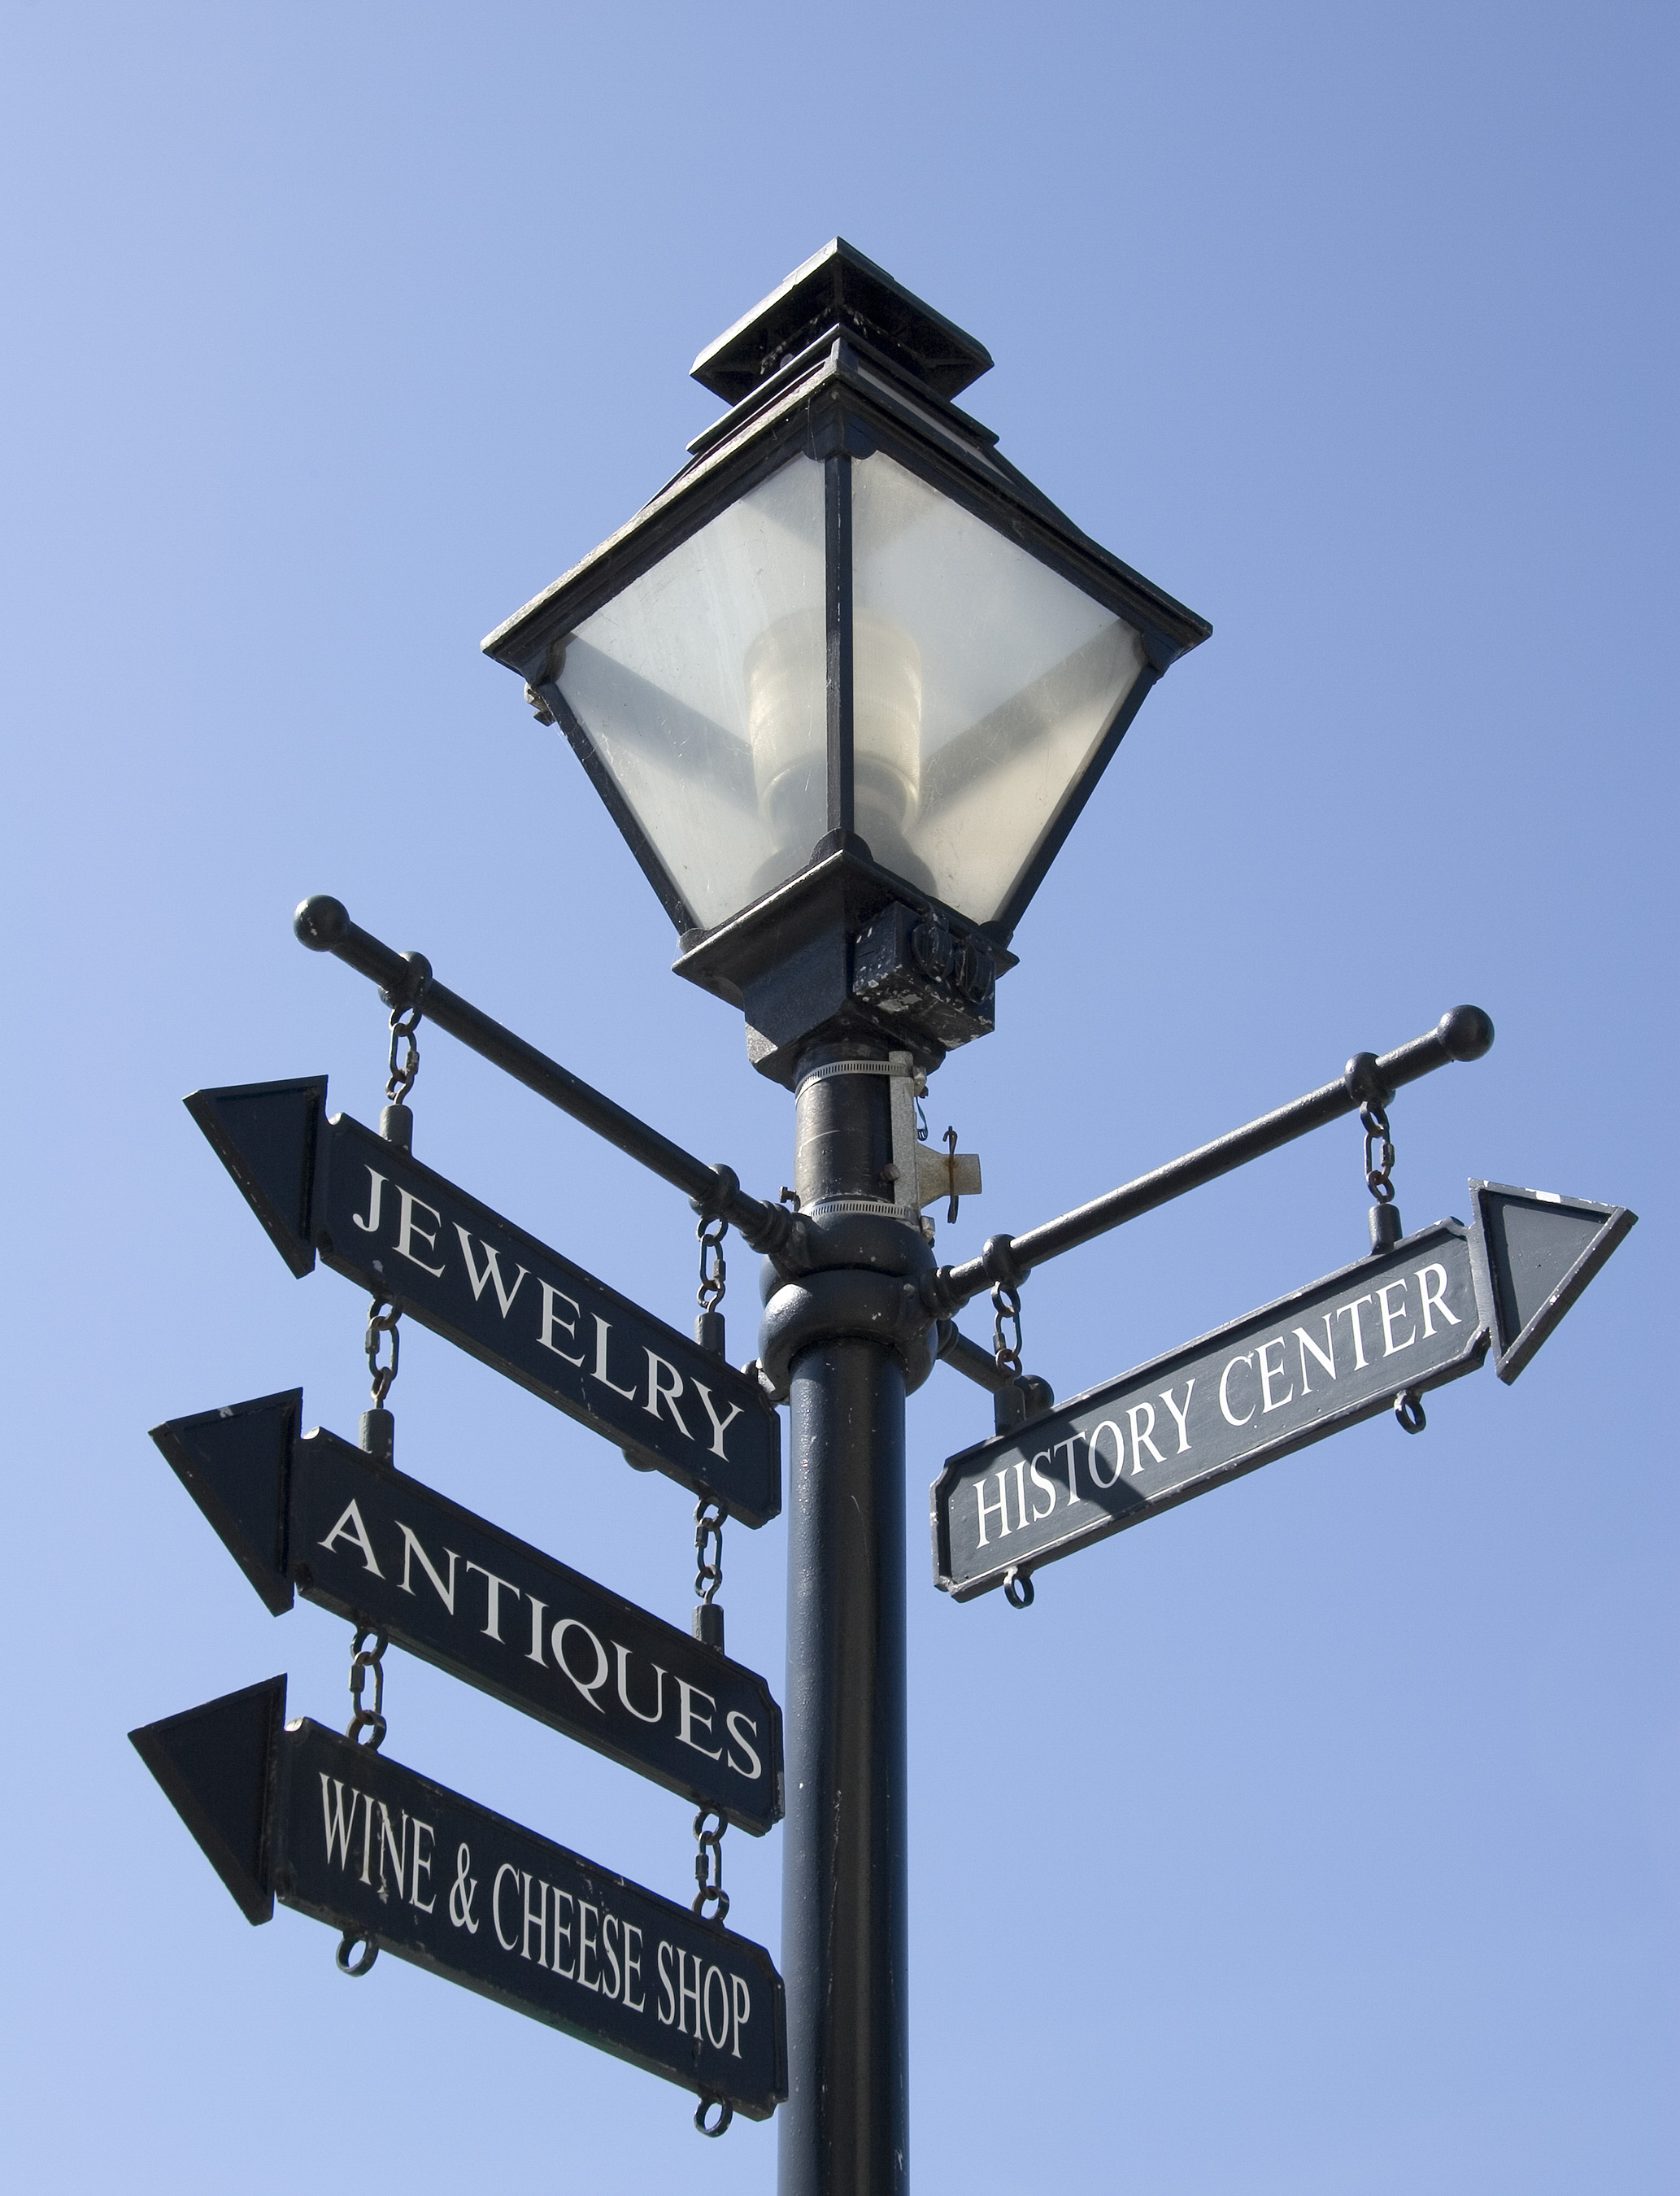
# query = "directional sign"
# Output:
<box><xmin>151</xmin><ymin>1392</ymin><xmax>783</xmax><ymax>1832</ymax></box>
<box><xmin>185</xmin><ymin>1077</ymin><xmax>780</xmax><ymax>1525</ymax></box>
<box><xmin>934</xmin><ymin>1183</ymin><xmax>1634</xmax><ymax>1600</ymax></box>
<box><xmin>131</xmin><ymin>1676</ymin><xmax>787</xmax><ymax>2119</ymax></box>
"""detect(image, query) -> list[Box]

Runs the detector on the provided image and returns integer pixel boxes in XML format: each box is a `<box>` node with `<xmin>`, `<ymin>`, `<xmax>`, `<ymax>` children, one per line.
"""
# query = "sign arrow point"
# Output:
<box><xmin>1469</xmin><ymin>1180</ymin><xmax>1636</xmax><ymax>1383</ymax></box>
<box><xmin>150</xmin><ymin>1392</ymin><xmax>300</xmax><ymax>1616</ymax></box>
<box><xmin>185</xmin><ymin>1077</ymin><xmax>328</xmax><ymax>1277</ymax></box>
<box><xmin>130</xmin><ymin>1675</ymin><xmax>287</xmax><ymax>1926</ymax></box>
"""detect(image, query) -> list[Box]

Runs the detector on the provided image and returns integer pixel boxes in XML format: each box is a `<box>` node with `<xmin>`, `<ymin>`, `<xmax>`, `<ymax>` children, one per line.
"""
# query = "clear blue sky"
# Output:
<box><xmin>3</xmin><ymin>4</ymin><xmax>1674</xmax><ymax>2190</ymax></box>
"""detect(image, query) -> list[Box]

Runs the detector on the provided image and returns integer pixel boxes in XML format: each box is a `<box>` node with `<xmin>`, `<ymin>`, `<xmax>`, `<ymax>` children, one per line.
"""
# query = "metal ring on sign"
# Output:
<box><xmin>695</xmin><ymin>2095</ymin><xmax>733</xmax><ymax>2139</ymax></box>
<box><xmin>1003</xmin><ymin>1565</ymin><xmax>1035</xmax><ymax>1610</ymax></box>
<box><xmin>1394</xmin><ymin>1388</ymin><xmax>1426</xmax><ymax>1435</ymax></box>
<box><xmin>336</xmin><ymin>1931</ymin><xmax>378</xmax><ymax>1976</ymax></box>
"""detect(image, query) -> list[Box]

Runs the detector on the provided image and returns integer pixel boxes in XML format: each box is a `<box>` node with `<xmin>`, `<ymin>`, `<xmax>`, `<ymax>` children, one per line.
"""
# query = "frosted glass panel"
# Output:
<box><xmin>557</xmin><ymin>457</ymin><xmax>827</xmax><ymax>930</ymax></box>
<box><xmin>851</xmin><ymin>452</ymin><xmax>1145</xmax><ymax>924</ymax></box>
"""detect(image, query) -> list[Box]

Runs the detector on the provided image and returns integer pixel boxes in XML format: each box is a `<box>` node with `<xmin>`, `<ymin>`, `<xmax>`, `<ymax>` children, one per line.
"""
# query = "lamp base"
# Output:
<box><xmin>672</xmin><ymin>843</ymin><xmax>1014</xmax><ymax>1087</ymax></box>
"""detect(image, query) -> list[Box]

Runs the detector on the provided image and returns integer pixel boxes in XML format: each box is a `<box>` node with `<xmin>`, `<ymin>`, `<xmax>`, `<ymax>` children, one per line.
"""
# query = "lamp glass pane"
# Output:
<box><xmin>850</xmin><ymin>451</ymin><xmax>1145</xmax><ymax>925</ymax></box>
<box><xmin>556</xmin><ymin>455</ymin><xmax>827</xmax><ymax>930</ymax></box>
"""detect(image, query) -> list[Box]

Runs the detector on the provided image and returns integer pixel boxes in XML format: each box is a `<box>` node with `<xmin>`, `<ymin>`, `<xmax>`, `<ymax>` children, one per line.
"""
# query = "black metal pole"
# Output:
<box><xmin>775</xmin><ymin>1044</ymin><xmax>911</xmax><ymax>2196</ymax></box>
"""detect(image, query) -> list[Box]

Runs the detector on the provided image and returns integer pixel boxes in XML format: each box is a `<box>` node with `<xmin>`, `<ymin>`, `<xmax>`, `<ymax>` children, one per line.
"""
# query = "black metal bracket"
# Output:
<box><xmin>922</xmin><ymin>1006</ymin><xmax>1495</xmax><ymax>1316</ymax></box>
<box><xmin>293</xmin><ymin>896</ymin><xmax>801</xmax><ymax>1263</ymax></box>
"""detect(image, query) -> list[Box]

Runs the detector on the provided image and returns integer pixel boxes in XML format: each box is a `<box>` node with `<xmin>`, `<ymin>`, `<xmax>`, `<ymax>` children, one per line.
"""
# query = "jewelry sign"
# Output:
<box><xmin>934</xmin><ymin>1185</ymin><xmax>1634</xmax><ymax>1601</ymax></box>
<box><xmin>130</xmin><ymin>1677</ymin><xmax>787</xmax><ymax>2120</ymax></box>
<box><xmin>184</xmin><ymin>1077</ymin><xmax>780</xmax><ymax>1525</ymax></box>
<box><xmin>151</xmin><ymin>1392</ymin><xmax>784</xmax><ymax>1832</ymax></box>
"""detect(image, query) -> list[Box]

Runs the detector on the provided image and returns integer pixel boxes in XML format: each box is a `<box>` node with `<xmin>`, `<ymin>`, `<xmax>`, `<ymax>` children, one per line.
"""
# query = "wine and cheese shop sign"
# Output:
<box><xmin>151</xmin><ymin>1391</ymin><xmax>784</xmax><ymax>1833</ymax></box>
<box><xmin>934</xmin><ymin>1184</ymin><xmax>1634</xmax><ymax>1601</ymax></box>
<box><xmin>131</xmin><ymin>1678</ymin><xmax>787</xmax><ymax>2120</ymax></box>
<box><xmin>184</xmin><ymin>1076</ymin><xmax>780</xmax><ymax>1526</ymax></box>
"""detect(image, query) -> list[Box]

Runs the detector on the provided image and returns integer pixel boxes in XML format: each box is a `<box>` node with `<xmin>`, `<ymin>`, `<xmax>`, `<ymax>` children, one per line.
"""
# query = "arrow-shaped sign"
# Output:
<box><xmin>934</xmin><ymin>1183</ymin><xmax>1634</xmax><ymax>1601</ymax></box>
<box><xmin>185</xmin><ymin>1078</ymin><xmax>780</xmax><ymax>1526</ymax></box>
<box><xmin>151</xmin><ymin>1392</ymin><xmax>783</xmax><ymax>1833</ymax></box>
<box><xmin>131</xmin><ymin>1676</ymin><xmax>787</xmax><ymax>2120</ymax></box>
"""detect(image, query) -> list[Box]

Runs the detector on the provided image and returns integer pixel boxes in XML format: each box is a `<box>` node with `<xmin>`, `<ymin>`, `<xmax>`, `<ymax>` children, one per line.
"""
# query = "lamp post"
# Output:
<box><xmin>483</xmin><ymin>238</ymin><xmax>1210</xmax><ymax>2196</ymax></box>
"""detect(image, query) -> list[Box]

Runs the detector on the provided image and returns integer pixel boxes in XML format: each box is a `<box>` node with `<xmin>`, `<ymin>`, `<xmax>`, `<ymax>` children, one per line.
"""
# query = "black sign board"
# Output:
<box><xmin>131</xmin><ymin>1677</ymin><xmax>787</xmax><ymax>2119</ymax></box>
<box><xmin>934</xmin><ymin>1184</ymin><xmax>1634</xmax><ymax>1600</ymax></box>
<box><xmin>185</xmin><ymin>1077</ymin><xmax>780</xmax><ymax>1525</ymax></box>
<box><xmin>151</xmin><ymin>1392</ymin><xmax>783</xmax><ymax>1833</ymax></box>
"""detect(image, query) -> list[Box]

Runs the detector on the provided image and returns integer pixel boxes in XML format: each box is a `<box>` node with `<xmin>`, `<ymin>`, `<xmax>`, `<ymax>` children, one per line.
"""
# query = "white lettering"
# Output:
<box><xmin>732</xmin><ymin>1972</ymin><xmax>751</xmax><ymax>2059</ymax></box>
<box><xmin>1335</xmin><ymin>1295</ymin><xmax>1374</xmax><ymax>1370</ymax></box>
<box><xmin>677</xmin><ymin>1948</ymin><xmax>702</xmax><ymax>2037</ymax></box>
<box><xmin>602</xmin><ymin>1911</ymin><xmax>622</xmax><ymax>2002</ymax></box>
<box><xmin>704</xmin><ymin>1963</ymin><xmax>730</xmax><ymax>2049</ymax></box>
<box><xmin>577</xmin><ymin>1901</ymin><xmax>600</xmax><ymax>1992</ymax></box>
<box><xmin>1256</xmin><ymin>1335</ymin><xmax>1294</xmax><ymax>1412</ymax></box>
<box><xmin>1028</xmin><ymin>1453</ymin><xmax>1057</xmax><ymax>1520</ymax></box>
<box><xmin>1218</xmin><ymin>1354</ymin><xmax>1256</xmax><ymax>1427</ymax></box>
<box><xmin>643</xmin><ymin>1353</ymin><xmax>693</xmax><ymax>1437</ymax></box>
<box><xmin>1055</xmin><ymin>1433</ymin><xmax>1087</xmax><ymax>1504</ymax></box>
<box><xmin>319</xmin><ymin>1775</ymin><xmax>361</xmax><ymax>1868</ymax></box>
<box><xmin>1416</xmin><ymin>1262</ymin><xmax>1461</xmax><ymax>1338</ymax></box>
<box><xmin>465</xmin><ymin>1561</ymin><xmax>519</xmax><ymax>1641</ymax></box>
<box><xmin>725</xmin><ymin>1710</ymin><xmax>763</xmax><ymax>1781</ymax></box>
<box><xmin>656</xmin><ymin>1939</ymin><xmax>677</xmax><ymax>2024</ymax></box>
<box><xmin>525</xmin><ymin>1595</ymin><xmax>546</xmax><ymax>1667</ymax></box>
<box><xmin>692</xmin><ymin>1379</ymin><xmax>744</xmax><ymax>1460</ymax></box>
<box><xmin>520</xmin><ymin>1873</ymin><xmax>548</xmax><ymax>1966</ymax></box>
<box><xmin>319</xmin><ymin>1499</ymin><xmax>383</xmax><ymax>1577</ymax></box>
<box><xmin>1087</xmin><ymin>1421</ymin><xmax>1125</xmax><ymax>1488</ymax></box>
<box><xmin>612</xmin><ymin>1641</ymin><xmax>666</xmax><ymax>1725</ymax></box>
<box><xmin>1295</xmin><ymin>1318</ymin><xmax>1338</xmax><ymax>1392</ymax></box>
<box><xmin>677</xmin><ymin>1679</ymin><xmax>723</xmax><ymax>1760</ymax></box>
<box><xmin>590</xmin><ymin>1314</ymin><xmax>640</xmax><ymax>1400</ymax></box>
<box><xmin>975</xmin><ymin>1472</ymin><xmax>1010</xmax><ymax>1546</ymax></box>
<box><xmin>1159</xmin><ymin>1380</ymin><xmax>1195</xmax><ymax>1454</ymax></box>
<box><xmin>622</xmin><ymin>1922</ymin><xmax>645</xmax><ymax>2012</ymax></box>
<box><xmin>453</xmin><ymin>1226</ymin><xmax>528</xmax><ymax>1317</ymax></box>
<box><xmin>553</xmin><ymin>1619</ymin><xmax>609</xmax><ymax>1711</ymax></box>
<box><xmin>350</xmin><ymin>1167</ymin><xmax>385</xmax><ymax>1235</ymax></box>
<box><xmin>538</xmin><ymin>1282</ymin><xmax>585</xmax><ymax>1365</ymax></box>
<box><xmin>1127</xmin><ymin>1401</ymin><xmax>1166</xmax><ymax>1474</ymax></box>
<box><xmin>551</xmin><ymin>1890</ymin><xmax>575</xmax><ymax>1978</ymax></box>
<box><xmin>410</xmin><ymin>1818</ymin><xmax>435</xmax><ymax>1912</ymax></box>
<box><xmin>394</xmin><ymin>1187</ymin><xmax>446</xmax><ymax>1277</ymax></box>
<box><xmin>492</xmin><ymin>1862</ymin><xmax>520</xmax><ymax>1950</ymax></box>
<box><xmin>396</xmin><ymin>1522</ymin><xmax>458</xmax><ymax>1614</ymax></box>
<box><xmin>1378</xmin><ymin>1279</ymin><xmax>1415</xmax><ymax>1357</ymax></box>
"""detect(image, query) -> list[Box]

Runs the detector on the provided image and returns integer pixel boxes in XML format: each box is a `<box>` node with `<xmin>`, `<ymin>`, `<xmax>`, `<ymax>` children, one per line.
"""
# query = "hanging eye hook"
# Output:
<box><xmin>335</xmin><ymin>1930</ymin><xmax>377</xmax><ymax>1976</ymax></box>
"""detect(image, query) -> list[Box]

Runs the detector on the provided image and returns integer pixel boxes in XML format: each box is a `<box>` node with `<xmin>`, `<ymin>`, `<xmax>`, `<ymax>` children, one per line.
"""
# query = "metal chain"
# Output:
<box><xmin>692</xmin><ymin>1806</ymin><xmax>729</xmax><ymax>1924</ymax></box>
<box><xmin>346</xmin><ymin>1627</ymin><xmax>389</xmax><ymax>1749</ymax></box>
<box><xmin>337</xmin><ymin>1625</ymin><xmax>390</xmax><ymax>1976</ymax></box>
<box><xmin>991</xmin><ymin>1279</ymin><xmax>1024</xmax><ymax>1380</ymax></box>
<box><xmin>694</xmin><ymin>1500</ymin><xmax>725</xmax><ymax>1610</ymax></box>
<box><xmin>697</xmin><ymin>1217</ymin><xmax>727</xmax><ymax>1314</ymax></box>
<box><xmin>1360</xmin><ymin>1100</ymin><xmax>1396</xmax><ymax>1205</ymax></box>
<box><xmin>365</xmin><ymin>1297</ymin><xmax>402</xmax><ymax>1407</ymax></box>
<box><xmin>385</xmin><ymin>1002</ymin><xmax>422</xmax><ymax>1107</ymax></box>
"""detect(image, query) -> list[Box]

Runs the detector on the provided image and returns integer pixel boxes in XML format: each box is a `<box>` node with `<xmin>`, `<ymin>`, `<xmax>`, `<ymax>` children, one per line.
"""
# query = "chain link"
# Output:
<box><xmin>697</xmin><ymin>1217</ymin><xmax>727</xmax><ymax>1314</ymax></box>
<box><xmin>694</xmin><ymin>1500</ymin><xmax>725</xmax><ymax>1609</ymax></box>
<box><xmin>346</xmin><ymin>1627</ymin><xmax>388</xmax><ymax>1750</ymax></box>
<box><xmin>365</xmin><ymin>1297</ymin><xmax>401</xmax><ymax>1407</ymax></box>
<box><xmin>692</xmin><ymin>1806</ymin><xmax>729</xmax><ymax>1923</ymax></box>
<box><xmin>385</xmin><ymin>1003</ymin><xmax>422</xmax><ymax>1107</ymax></box>
<box><xmin>991</xmin><ymin>1279</ymin><xmax>1024</xmax><ymax>1380</ymax></box>
<box><xmin>1360</xmin><ymin>1100</ymin><xmax>1396</xmax><ymax>1205</ymax></box>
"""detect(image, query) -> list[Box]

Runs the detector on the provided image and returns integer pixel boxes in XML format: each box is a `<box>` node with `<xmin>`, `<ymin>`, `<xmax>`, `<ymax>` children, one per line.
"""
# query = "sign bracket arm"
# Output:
<box><xmin>924</xmin><ymin>1005</ymin><xmax>1495</xmax><ymax>1315</ymax></box>
<box><xmin>294</xmin><ymin>895</ymin><xmax>799</xmax><ymax>1258</ymax></box>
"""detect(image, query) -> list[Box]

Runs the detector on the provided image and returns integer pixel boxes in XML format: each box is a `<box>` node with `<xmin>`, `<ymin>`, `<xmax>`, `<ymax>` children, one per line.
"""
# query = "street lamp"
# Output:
<box><xmin>484</xmin><ymin>237</ymin><xmax>1209</xmax><ymax>1083</ymax></box>
<box><xmin>483</xmin><ymin>240</ymin><xmax>1209</xmax><ymax>2196</ymax></box>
